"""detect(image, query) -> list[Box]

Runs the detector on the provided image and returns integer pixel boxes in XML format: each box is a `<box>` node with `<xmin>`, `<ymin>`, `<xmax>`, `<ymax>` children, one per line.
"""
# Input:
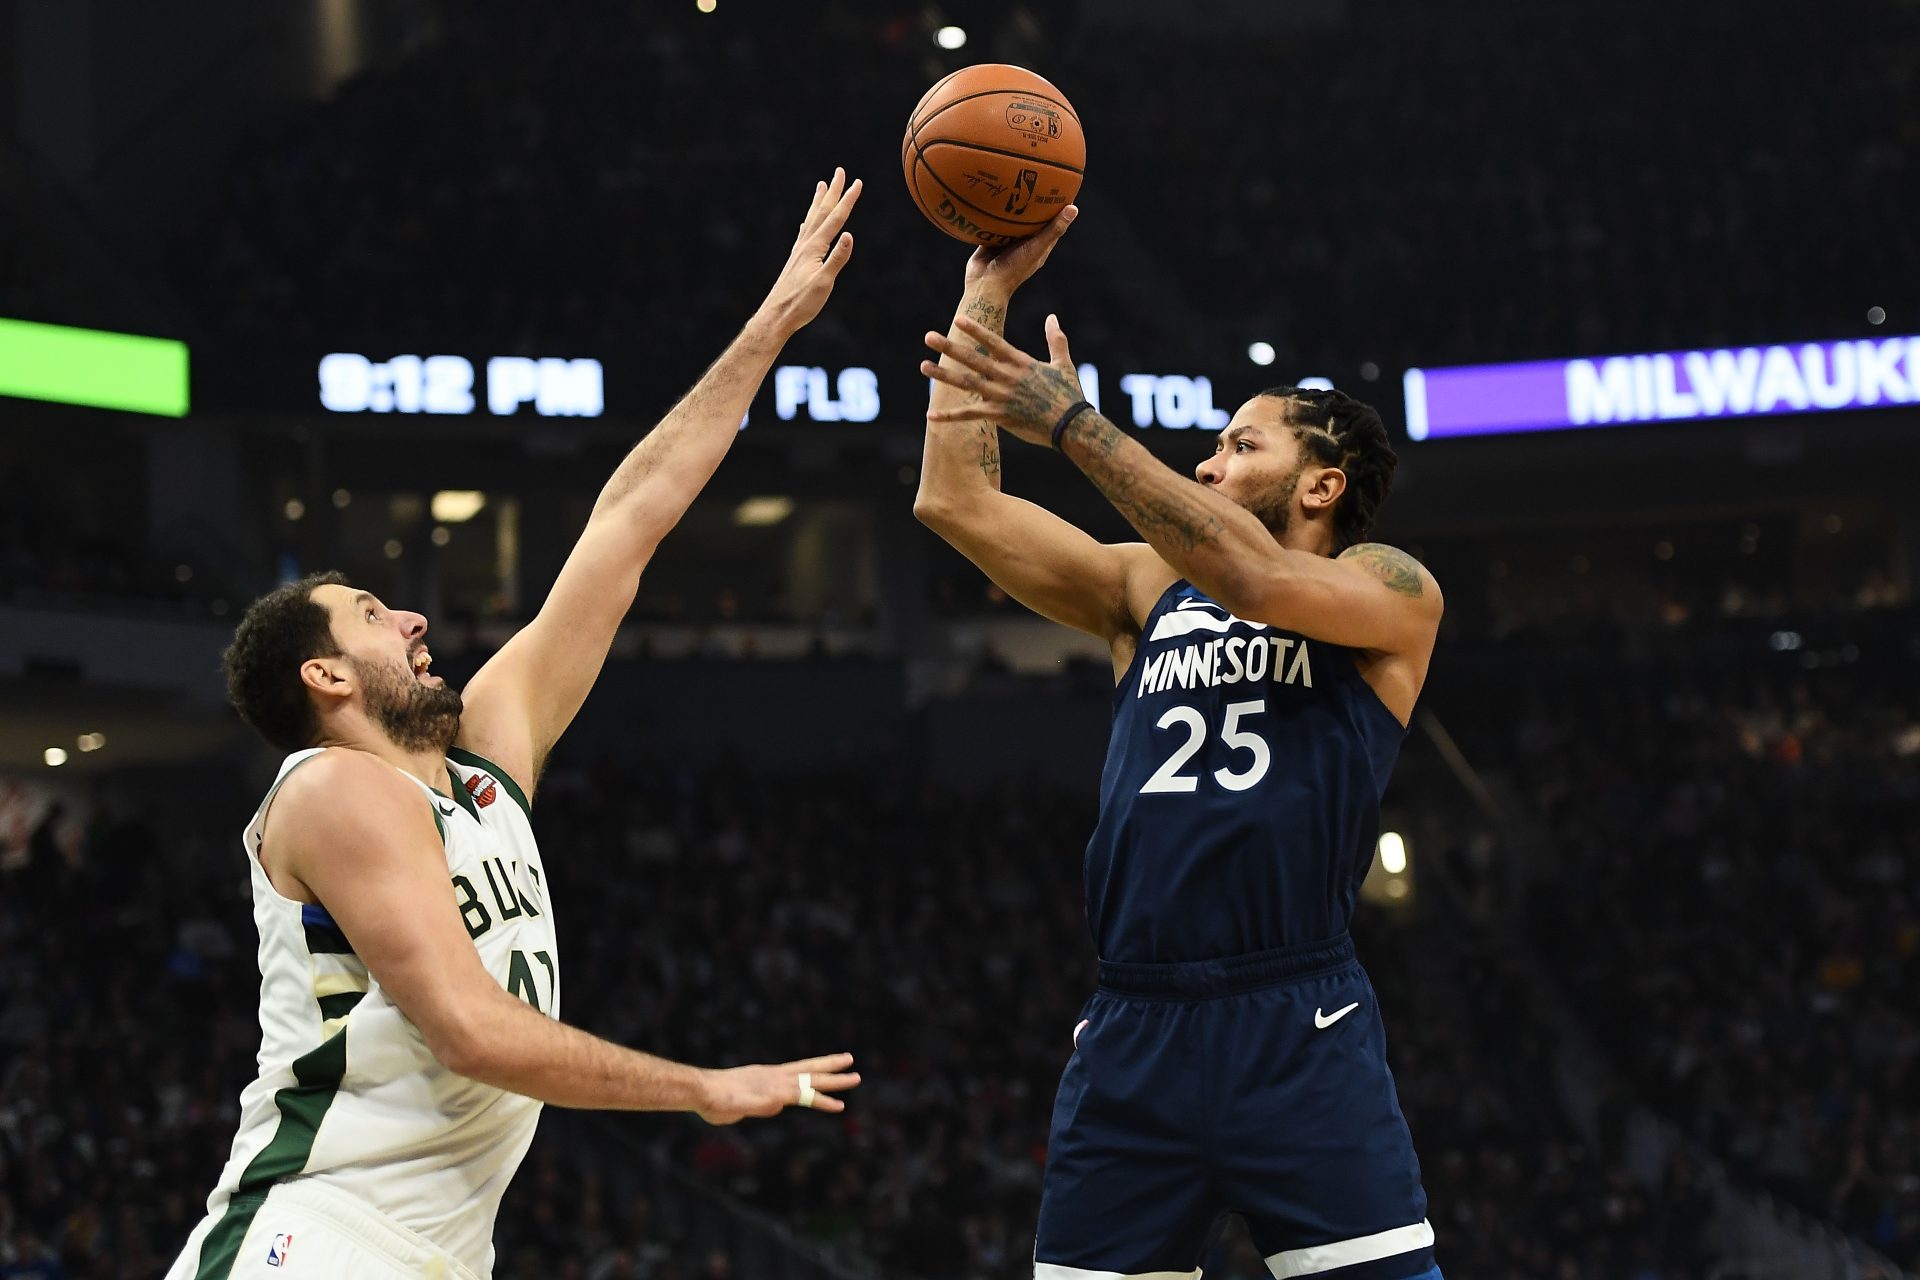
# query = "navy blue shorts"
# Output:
<box><xmin>1034</xmin><ymin>935</ymin><xmax>1440</xmax><ymax>1280</ymax></box>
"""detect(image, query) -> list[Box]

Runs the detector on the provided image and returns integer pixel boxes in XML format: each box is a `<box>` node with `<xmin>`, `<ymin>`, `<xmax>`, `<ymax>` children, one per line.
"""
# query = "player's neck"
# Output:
<box><xmin>1275</xmin><ymin>522</ymin><xmax>1338</xmax><ymax>558</ymax></box>
<box><xmin>314</xmin><ymin>721</ymin><xmax>454</xmax><ymax>796</ymax></box>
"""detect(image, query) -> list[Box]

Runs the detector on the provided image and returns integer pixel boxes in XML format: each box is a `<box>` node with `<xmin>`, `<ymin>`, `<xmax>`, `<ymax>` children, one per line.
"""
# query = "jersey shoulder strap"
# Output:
<box><xmin>241</xmin><ymin>747</ymin><xmax>330</xmax><ymax>861</ymax></box>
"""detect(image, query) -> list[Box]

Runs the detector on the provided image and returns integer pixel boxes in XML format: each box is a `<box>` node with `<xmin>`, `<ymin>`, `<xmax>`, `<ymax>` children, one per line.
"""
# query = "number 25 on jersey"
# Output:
<box><xmin>1141</xmin><ymin>699</ymin><xmax>1271</xmax><ymax>794</ymax></box>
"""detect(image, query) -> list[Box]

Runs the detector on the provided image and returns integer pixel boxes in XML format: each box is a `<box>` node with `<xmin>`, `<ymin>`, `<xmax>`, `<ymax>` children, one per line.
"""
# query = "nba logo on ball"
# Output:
<box><xmin>265</xmin><ymin>1233</ymin><xmax>293</xmax><ymax>1267</ymax></box>
<box><xmin>1006</xmin><ymin>170</ymin><xmax>1038</xmax><ymax>216</ymax></box>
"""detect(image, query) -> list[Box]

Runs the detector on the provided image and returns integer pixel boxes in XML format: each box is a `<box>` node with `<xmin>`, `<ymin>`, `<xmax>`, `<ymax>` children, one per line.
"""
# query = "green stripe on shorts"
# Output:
<box><xmin>193</xmin><ymin>1031</ymin><xmax>347</xmax><ymax>1277</ymax></box>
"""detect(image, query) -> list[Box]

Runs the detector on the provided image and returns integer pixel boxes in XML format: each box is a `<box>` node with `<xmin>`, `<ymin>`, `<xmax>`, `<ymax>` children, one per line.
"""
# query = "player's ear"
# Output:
<box><xmin>1301</xmin><ymin>466</ymin><xmax>1347</xmax><ymax>513</ymax></box>
<box><xmin>301</xmin><ymin>656</ymin><xmax>355</xmax><ymax>703</ymax></box>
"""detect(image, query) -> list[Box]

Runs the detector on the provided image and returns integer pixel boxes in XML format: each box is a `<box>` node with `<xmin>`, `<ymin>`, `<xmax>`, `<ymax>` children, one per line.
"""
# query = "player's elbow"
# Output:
<box><xmin>914</xmin><ymin>476</ymin><xmax>1002</xmax><ymax>534</ymax></box>
<box><xmin>419</xmin><ymin>997</ymin><xmax>495</xmax><ymax>1079</ymax></box>
<box><xmin>912</xmin><ymin>486</ymin><xmax>962</xmax><ymax>532</ymax></box>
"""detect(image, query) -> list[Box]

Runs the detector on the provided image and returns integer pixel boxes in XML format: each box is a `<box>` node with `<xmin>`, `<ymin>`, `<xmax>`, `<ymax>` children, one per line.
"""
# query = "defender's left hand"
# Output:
<box><xmin>756</xmin><ymin>169</ymin><xmax>863</xmax><ymax>340</ymax></box>
<box><xmin>922</xmin><ymin>313</ymin><xmax>1085</xmax><ymax>448</ymax></box>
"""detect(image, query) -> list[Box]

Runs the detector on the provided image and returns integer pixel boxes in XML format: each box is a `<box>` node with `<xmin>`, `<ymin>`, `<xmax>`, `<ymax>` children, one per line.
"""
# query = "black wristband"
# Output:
<box><xmin>1050</xmin><ymin>400</ymin><xmax>1094</xmax><ymax>451</ymax></box>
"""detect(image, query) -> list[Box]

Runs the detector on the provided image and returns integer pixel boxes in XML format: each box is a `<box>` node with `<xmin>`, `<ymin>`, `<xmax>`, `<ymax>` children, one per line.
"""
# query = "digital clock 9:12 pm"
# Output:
<box><xmin>318</xmin><ymin>353</ymin><xmax>605</xmax><ymax>417</ymax></box>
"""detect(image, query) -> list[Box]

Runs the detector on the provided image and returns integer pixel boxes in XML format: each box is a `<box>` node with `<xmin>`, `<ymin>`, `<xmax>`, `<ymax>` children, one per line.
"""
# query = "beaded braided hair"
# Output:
<box><xmin>1256</xmin><ymin>386</ymin><xmax>1398</xmax><ymax>552</ymax></box>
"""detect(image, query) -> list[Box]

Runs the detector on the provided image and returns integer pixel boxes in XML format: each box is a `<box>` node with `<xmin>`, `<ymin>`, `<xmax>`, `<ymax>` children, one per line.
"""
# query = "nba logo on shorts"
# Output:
<box><xmin>265</xmin><ymin>1232</ymin><xmax>293</xmax><ymax>1267</ymax></box>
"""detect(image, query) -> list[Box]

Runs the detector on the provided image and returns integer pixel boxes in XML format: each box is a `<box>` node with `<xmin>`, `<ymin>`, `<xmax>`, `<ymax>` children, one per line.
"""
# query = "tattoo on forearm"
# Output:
<box><xmin>954</xmin><ymin>297</ymin><xmax>1011</xmax><ymax>442</ymax></box>
<box><xmin>962</xmin><ymin>297</ymin><xmax>1007</xmax><ymax>334</ymax></box>
<box><xmin>1340</xmin><ymin>542</ymin><xmax>1426</xmax><ymax>597</ymax></box>
<box><xmin>977</xmin><ymin>426</ymin><xmax>1001</xmax><ymax>479</ymax></box>
<box><xmin>1062</xmin><ymin>412</ymin><xmax>1227</xmax><ymax>553</ymax></box>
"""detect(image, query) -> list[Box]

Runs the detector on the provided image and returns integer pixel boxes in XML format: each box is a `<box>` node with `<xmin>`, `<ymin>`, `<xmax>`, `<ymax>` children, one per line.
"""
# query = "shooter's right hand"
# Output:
<box><xmin>963</xmin><ymin>204</ymin><xmax>1078</xmax><ymax>297</ymax></box>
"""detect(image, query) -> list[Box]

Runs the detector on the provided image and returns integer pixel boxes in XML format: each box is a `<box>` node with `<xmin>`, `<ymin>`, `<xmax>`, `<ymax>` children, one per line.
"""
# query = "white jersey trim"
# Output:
<box><xmin>1263</xmin><ymin>1219</ymin><xmax>1434</xmax><ymax>1278</ymax></box>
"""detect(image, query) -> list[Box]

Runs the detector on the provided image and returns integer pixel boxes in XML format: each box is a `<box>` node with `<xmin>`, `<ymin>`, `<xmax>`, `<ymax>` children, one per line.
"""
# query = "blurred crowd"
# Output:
<box><xmin>1451</xmin><ymin>623</ymin><xmax>1920</xmax><ymax>1268</ymax></box>
<box><xmin>5</xmin><ymin>746</ymin><xmax>1724</xmax><ymax>1280</ymax></box>
<box><xmin>1065</xmin><ymin>0</ymin><xmax>1917</xmax><ymax>372</ymax></box>
<box><xmin>176</xmin><ymin>0</ymin><xmax>1918</xmax><ymax>377</ymax></box>
<box><xmin>180</xmin><ymin>4</ymin><xmax>991</xmax><ymax>380</ymax></box>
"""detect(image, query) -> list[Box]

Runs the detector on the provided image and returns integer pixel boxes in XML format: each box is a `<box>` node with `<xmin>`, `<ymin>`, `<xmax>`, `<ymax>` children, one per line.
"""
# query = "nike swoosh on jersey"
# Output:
<box><xmin>1314</xmin><ymin>1002</ymin><xmax>1360</xmax><ymax>1029</ymax></box>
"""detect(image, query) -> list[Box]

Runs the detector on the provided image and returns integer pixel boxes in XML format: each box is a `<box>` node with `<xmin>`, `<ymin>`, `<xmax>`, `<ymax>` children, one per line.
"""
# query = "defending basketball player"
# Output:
<box><xmin>914</xmin><ymin>209</ymin><xmax>1447</xmax><ymax>1280</ymax></box>
<box><xmin>165</xmin><ymin>171</ymin><xmax>864</xmax><ymax>1280</ymax></box>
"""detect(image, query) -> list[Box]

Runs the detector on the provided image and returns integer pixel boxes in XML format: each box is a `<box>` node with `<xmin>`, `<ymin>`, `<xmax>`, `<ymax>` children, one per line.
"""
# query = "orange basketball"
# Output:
<box><xmin>902</xmin><ymin>64</ymin><xmax>1085</xmax><ymax>247</ymax></box>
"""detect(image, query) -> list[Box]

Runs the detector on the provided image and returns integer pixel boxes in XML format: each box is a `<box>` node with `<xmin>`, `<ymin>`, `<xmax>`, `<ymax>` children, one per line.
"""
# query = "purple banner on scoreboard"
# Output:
<box><xmin>1403</xmin><ymin>335</ymin><xmax>1920</xmax><ymax>441</ymax></box>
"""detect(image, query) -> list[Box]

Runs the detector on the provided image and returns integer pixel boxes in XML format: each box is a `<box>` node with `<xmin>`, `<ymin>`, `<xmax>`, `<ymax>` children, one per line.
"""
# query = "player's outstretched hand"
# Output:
<box><xmin>755</xmin><ymin>169</ymin><xmax>863</xmax><ymax>340</ymax></box>
<box><xmin>922</xmin><ymin>312</ymin><xmax>1086</xmax><ymax>449</ymax></box>
<box><xmin>695</xmin><ymin>1052</ymin><xmax>859</xmax><ymax>1125</ymax></box>
<box><xmin>963</xmin><ymin>204</ymin><xmax>1078</xmax><ymax>297</ymax></box>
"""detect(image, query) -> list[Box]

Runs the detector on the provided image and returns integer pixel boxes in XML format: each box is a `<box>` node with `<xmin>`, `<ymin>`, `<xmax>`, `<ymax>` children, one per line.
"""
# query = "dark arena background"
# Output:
<box><xmin>4</xmin><ymin>2</ymin><xmax>1919</xmax><ymax>1277</ymax></box>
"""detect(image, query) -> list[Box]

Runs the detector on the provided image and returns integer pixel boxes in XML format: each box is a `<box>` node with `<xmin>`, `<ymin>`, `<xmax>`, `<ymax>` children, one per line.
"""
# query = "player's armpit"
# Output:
<box><xmin>1236</xmin><ymin>542</ymin><xmax>1443</xmax><ymax>656</ymax></box>
<box><xmin>914</xmin><ymin>488</ymin><xmax>1143</xmax><ymax>641</ymax></box>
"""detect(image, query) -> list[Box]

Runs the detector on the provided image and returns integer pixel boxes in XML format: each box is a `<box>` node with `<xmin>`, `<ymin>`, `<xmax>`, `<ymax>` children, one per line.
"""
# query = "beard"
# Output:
<box><xmin>349</xmin><ymin>654</ymin><xmax>463</xmax><ymax>754</ymax></box>
<box><xmin>1243</xmin><ymin>462</ymin><xmax>1306</xmax><ymax>538</ymax></box>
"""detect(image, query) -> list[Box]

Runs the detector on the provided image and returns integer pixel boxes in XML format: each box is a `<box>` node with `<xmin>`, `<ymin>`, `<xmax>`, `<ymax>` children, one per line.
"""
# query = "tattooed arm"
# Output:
<box><xmin>918</xmin><ymin>292</ymin><xmax>1015</xmax><ymax>499</ymax></box>
<box><xmin>1062</xmin><ymin>411</ymin><xmax>1440</xmax><ymax>651</ymax></box>
<box><xmin>922</xmin><ymin>316</ymin><xmax>1442</xmax><ymax>656</ymax></box>
<box><xmin>913</xmin><ymin>209</ymin><xmax>1150</xmax><ymax>642</ymax></box>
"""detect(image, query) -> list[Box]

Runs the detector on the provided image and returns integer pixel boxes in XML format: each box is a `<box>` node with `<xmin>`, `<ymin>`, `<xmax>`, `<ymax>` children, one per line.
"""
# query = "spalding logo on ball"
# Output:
<box><xmin>902</xmin><ymin>64</ymin><xmax>1085</xmax><ymax>247</ymax></box>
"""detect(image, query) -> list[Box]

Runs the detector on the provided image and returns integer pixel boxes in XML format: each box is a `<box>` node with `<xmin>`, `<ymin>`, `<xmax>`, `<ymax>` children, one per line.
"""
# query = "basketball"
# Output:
<box><xmin>902</xmin><ymin>64</ymin><xmax>1085</xmax><ymax>246</ymax></box>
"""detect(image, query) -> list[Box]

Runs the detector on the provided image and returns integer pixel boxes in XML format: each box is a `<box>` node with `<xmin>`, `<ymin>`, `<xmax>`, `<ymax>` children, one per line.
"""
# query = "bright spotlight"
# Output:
<box><xmin>696</xmin><ymin>0</ymin><xmax>717</xmax><ymax>12</ymax></box>
<box><xmin>431</xmin><ymin>490</ymin><xmax>487</xmax><ymax>523</ymax></box>
<box><xmin>1247</xmin><ymin>342</ymin><xmax>1276</xmax><ymax>366</ymax></box>
<box><xmin>936</xmin><ymin>25</ymin><xmax>967</xmax><ymax>49</ymax></box>
<box><xmin>1378</xmin><ymin>831</ymin><xmax>1407</xmax><ymax>875</ymax></box>
<box><xmin>733</xmin><ymin>496</ymin><xmax>795</xmax><ymax>527</ymax></box>
<box><xmin>44</xmin><ymin>747</ymin><xmax>69</xmax><ymax>767</ymax></box>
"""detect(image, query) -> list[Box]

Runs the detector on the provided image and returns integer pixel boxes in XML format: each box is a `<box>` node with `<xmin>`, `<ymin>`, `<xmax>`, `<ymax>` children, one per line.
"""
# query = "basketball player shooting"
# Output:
<box><xmin>165</xmin><ymin>171</ymin><xmax>864</xmax><ymax>1280</ymax></box>
<box><xmin>915</xmin><ymin>209</ymin><xmax>1446</xmax><ymax>1280</ymax></box>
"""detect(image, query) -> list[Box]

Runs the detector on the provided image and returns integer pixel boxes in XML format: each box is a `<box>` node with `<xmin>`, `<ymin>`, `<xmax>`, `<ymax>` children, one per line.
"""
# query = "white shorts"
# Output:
<box><xmin>166</xmin><ymin>1180</ymin><xmax>483</xmax><ymax>1280</ymax></box>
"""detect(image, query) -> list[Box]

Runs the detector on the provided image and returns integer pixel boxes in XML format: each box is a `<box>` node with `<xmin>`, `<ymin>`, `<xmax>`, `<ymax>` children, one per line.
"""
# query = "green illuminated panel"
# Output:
<box><xmin>0</xmin><ymin>317</ymin><xmax>189</xmax><ymax>417</ymax></box>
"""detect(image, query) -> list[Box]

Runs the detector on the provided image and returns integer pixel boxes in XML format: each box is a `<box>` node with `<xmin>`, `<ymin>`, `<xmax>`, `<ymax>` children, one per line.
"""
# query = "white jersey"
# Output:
<box><xmin>174</xmin><ymin>746</ymin><xmax>559</xmax><ymax>1280</ymax></box>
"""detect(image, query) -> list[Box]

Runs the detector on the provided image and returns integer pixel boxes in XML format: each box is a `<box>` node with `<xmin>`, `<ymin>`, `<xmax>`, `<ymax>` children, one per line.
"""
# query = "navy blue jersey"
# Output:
<box><xmin>1086</xmin><ymin>579</ymin><xmax>1407</xmax><ymax>963</ymax></box>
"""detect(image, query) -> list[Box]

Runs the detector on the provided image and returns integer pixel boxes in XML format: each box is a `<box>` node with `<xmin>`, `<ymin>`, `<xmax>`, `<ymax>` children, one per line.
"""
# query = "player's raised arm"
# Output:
<box><xmin>922</xmin><ymin>318</ymin><xmax>1442</xmax><ymax>658</ymax></box>
<box><xmin>455</xmin><ymin>171</ymin><xmax>862</xmax><ymax>794</ymax></box>
<box><xmin>266</xmin><ymin>749</ymin><xmax>858</xmax><ymax>1121</ymax></box>
<box><xmin>912</xmin><ymin>209</ymin><xmax>1153</xmax><ymax>643</ymax></box>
